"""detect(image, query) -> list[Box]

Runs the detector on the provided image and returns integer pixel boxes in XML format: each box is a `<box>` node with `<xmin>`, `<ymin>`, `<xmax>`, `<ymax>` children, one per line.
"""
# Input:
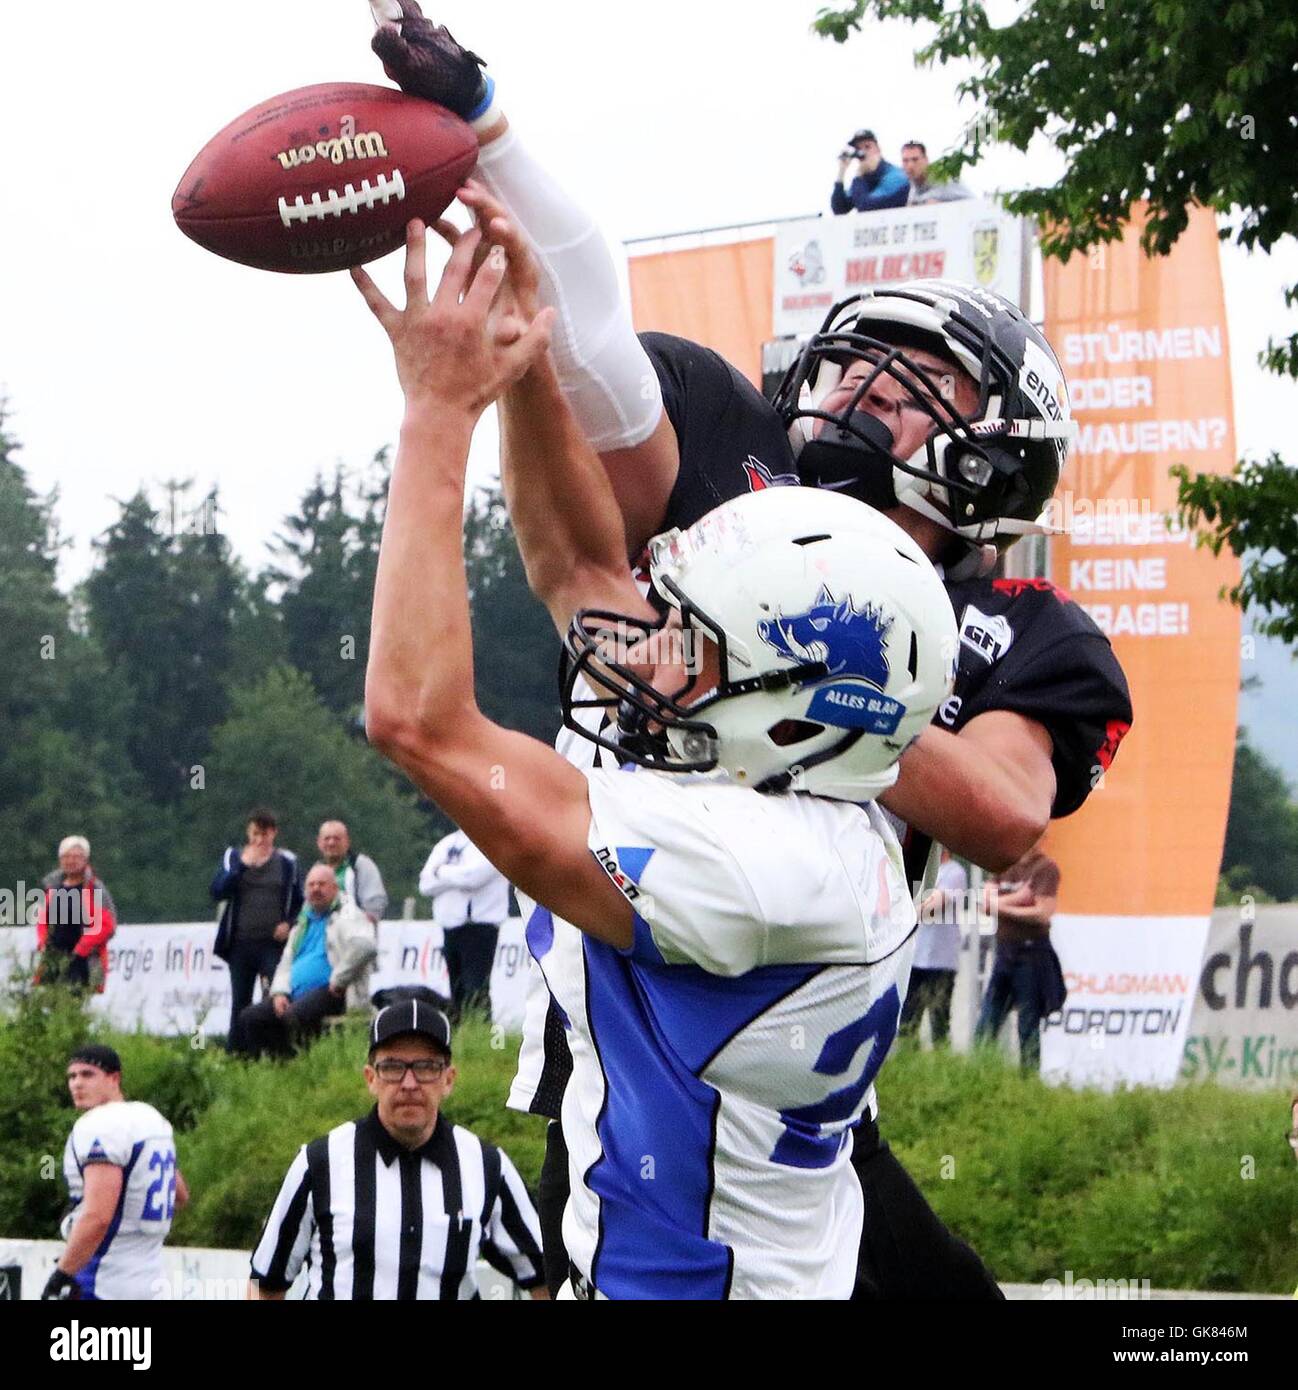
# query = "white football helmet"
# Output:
<box><xmin>560</xmin><ymin>488</ymin><xmax>957</xmax><ymax>803</ymax></box>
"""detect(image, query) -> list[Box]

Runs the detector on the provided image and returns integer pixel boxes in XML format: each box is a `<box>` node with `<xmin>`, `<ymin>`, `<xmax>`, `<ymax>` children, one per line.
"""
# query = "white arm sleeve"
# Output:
<box><xmin>475</xmin><ymin>128</ymin><xmax>663</xmax><ymax>451</ymax></box>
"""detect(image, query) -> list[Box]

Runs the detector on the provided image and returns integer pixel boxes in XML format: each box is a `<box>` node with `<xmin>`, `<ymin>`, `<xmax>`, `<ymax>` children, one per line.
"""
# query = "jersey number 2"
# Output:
<box><xmin>770</xmin><ymin>985</ymin><xmax>900</xmax><ymax>1170</ymax></box>
<box><xmin>142</xmin><ymin>1149</ymin><xmax>177</xmax><ymax>1221</ymax></box>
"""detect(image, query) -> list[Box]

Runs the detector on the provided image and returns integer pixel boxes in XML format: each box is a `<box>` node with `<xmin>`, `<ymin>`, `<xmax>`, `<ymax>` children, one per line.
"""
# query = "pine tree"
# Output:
<box><xmin>0</xmin><ymin>408</ymin><xmax>130</xmax><ymax>909</ymax></box>
<box><xmin>270</xmin><ymin>468</ymin><xmax>371</xmax><ymax>721</ymax></box>
<box><xmin>183</xmin><ymin>665</ymin><xmax>433</xmax><ymax>911</ymax></box>
<box><xmin>463</xmin><ymin>484</ymin><xmax>563</xmax><ymax>747</ymax></box>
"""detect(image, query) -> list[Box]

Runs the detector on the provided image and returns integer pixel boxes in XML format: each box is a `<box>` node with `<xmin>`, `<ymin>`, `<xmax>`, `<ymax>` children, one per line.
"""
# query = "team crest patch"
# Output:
<box><xmin>972</xmin><ymin>222</ymin><xmax>999</xmax><ymax>287</ymax></box>
<box><xmin>787</xmin><ymin>240</ymin><xmax>825</xmax><ymax>285</ymax></box>
<box><xmin>742</xmin><ymin>455</ymin><xmax>800</xmax><ymax>493</ymax></box>
<box><xmin>959</xmin><ymin>604</ymin><xmax>1013</xmax><ymax>663</ymax></box>
<box><xmin>758</xmin><ymin>584</ymin><xmax>892</xmax><ymax>688</ymax></box>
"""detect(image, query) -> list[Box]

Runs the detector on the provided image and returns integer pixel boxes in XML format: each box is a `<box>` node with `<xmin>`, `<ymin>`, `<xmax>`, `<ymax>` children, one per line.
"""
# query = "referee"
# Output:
<box><xmin>251</xmin><ymin>1000</ymin><xmax>547</xmax><ymax>1299</ymax></box>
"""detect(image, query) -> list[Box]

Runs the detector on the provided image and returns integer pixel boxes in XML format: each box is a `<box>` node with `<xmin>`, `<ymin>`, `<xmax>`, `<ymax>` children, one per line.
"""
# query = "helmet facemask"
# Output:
<box><xmin>774</xmin><ymin>286</ymin><xmax>1075</xmax><ymax>554</ymax></box>
<box><xmin>785</xmin><ymin>329</ymin><xmax>997</xmax><ymax>521</ymax></box>
<box><xmin>560</xmin><ymin>578</ymin><xmax>829</xmax><ymax>778</ymax></box>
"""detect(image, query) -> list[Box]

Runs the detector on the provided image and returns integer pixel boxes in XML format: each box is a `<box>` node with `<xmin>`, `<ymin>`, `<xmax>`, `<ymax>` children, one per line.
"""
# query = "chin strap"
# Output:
<box><xmin>754</xmin><ymin>728</ymin><xmax>865</xmax><ymax>795</ymax></box>
<box><xmin>942</xmin><ymin>543</ymin><xmax>999</xmax><ymax>582</ymax></box>
<box><xmin>725</xmin><ymin>662</ymin><xmax>829</xmax><ymax>699</ymax></box>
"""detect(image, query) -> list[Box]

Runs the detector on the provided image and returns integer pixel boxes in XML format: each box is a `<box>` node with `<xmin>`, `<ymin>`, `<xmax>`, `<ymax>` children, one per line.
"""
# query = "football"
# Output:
<box><xmin>172</xmin><ymin>82</ymin><xmax>477</xmax><ymax>274</ymax></box>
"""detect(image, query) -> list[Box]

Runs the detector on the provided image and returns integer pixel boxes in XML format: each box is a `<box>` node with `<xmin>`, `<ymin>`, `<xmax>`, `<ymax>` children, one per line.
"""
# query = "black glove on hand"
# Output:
<box><xmin>41</xmin><ymin>1268</ymin><xmax>80</xmax><ymax>1301</ymax></box>
<box><xmin>369</xmin><ymin>0</ymin><xmax>490</xmax><ymax>117</ymax></box>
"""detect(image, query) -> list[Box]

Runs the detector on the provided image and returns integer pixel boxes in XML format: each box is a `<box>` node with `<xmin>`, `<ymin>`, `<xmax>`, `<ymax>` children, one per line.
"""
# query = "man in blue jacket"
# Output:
<box><xmin>831</xmin><ymin>129</ymin><xmax>910</xmax><ymax>214</ymax></box>
<box><xmin>211</xmin><ymin>807</ymin><xmax>303</xmax><ymax>1053</ymax></box>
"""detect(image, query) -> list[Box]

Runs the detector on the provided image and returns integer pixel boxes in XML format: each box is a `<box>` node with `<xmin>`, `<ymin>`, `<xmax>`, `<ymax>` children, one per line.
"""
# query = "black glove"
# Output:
<box><xmin>370</xmin><ymin>0</ymin><xmax>490</xmax><ymax>118</ymax></box>
<box><xmin>41</xmin><ymin>1267</ymin><xmax>80</xmax><ymax>1300</ymax></box>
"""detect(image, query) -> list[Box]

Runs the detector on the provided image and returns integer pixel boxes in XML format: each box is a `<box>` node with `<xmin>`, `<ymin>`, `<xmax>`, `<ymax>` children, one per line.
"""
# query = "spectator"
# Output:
<box><xmin>419</xmin><ymin>828</ymin><xmax>509</xmax><ymax>1020</ymax></box>
<box><xmin>974</xmin><ymin>843</ymin><xmax>1066</xmax><ymax>1073</ymax></box>
<box><xmin>831</xmin><ymin>128</ymin><xmax>910</xmax><ymax>215</ymax></box>
<box><xmin>317</xmin><ymin>819</ymin><xmax>389</xmax><ymax>924</ymax></box>
<box><xmin>251</xmin><ymin>1000</ymin><xmax>546</xmax><ymax>1300</ymax></box>
<box><xmin>211</xmin><ymin>808</ymin><xmax>303</xmax><ymax>1053</ymax></box>
<box><xmin>899</xmin><ymin>849</ymin><xmax>967</xmax><ymax>1046</ymax></box>
<box><xmin>34</xmin><ymin>836</ymin><xmax>117</xmax><ymax>993</ymax></box>
<box><xmin>902</xmin><ymin>141</ymin><xmax>974</xmax><ymax>205</ymax></box>
<box><xmin>235</xmin><ymin>862</ymin><xmax>378</xmax><ymax>1060</ymax></box>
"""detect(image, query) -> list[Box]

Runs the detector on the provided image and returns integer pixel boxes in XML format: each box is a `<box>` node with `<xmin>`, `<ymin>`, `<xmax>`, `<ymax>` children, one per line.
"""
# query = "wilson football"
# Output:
<box><xmin>172</xmin><ymin>82</ymin><xmax>477</xmax><ymax>274</ymax></box>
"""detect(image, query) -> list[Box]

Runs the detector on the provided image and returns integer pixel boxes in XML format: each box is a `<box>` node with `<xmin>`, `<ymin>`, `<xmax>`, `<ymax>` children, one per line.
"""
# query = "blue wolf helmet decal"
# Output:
<box><xmin>757</xmin><ymin>585</ymin><xmax>892</xmax><ymax>690</ymax></box>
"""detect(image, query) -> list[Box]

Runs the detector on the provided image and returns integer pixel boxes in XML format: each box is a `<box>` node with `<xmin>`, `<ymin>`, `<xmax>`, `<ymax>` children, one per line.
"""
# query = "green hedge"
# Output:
<box><xmin>4</xmin><ymin>989</ymin><xmax>1294</xmax><ymax>1292</ymax></box>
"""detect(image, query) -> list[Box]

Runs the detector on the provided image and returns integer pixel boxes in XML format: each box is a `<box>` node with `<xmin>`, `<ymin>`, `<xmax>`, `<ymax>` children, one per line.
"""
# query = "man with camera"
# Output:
<box><xmin>831</xmin><ymin>128</ymin><xmax>911</xmax><ymax>214</ymax></box>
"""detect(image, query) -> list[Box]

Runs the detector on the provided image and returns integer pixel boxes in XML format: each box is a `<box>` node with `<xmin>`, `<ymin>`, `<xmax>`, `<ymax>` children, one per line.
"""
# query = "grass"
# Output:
<box><xmin>7</xmin><ymin>992</ymin><xmax>1296</xmax><ymax>1292</ymax></box>
<box><xmin>877</xmin><ymin>1043</ymin><xmax>1297</xmax><ymax>1293</ymax></box>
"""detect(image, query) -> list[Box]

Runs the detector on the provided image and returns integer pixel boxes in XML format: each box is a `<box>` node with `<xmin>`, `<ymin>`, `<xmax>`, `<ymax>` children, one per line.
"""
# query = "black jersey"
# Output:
<box><xmin>643</xmin><ymin>331</ymin><xmax>800</xmax><ymax>529</ymax></box>
<box><xmin>640</xmin><ymin>333</ymin><xmax>1132</xmax><ymax>885</ymax></box>
<box><xmin>523</xmin><ymin>334</ymin><xmax>1131</xmax><ymax>1121</ymax></box>
<box><xmin>898</xmin><ymin>575</ymin><xmax>1132</xmax><ymax>887</ymax></box>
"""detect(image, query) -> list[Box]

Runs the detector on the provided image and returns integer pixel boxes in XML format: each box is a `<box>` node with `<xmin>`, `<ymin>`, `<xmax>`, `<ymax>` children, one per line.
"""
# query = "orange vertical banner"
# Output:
<box><xmin>627</xmin><ymin>239</ymin><xmax>774</xmax><ymax>386</ymax></box>
<box><xmin>1043</xmin><ymin>206</ymin><xmax>1240</xmax><ymax>921</ymax></box>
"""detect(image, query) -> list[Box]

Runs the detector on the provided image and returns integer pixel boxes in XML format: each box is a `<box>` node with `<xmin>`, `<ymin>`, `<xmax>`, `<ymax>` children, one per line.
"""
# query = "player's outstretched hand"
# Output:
<box><xmin>351</xmin><ymin>219</ymin><xmax>555</xmax><ymax>422</ymax></box>
<box><xmin>428</xmin><ymin>181</ymin><xmax>542</xmax><ymax>348</ymax></box>
<box><xmin>456</xmin><ymin>181</ymin><xmax>541</xmax><ymax>320</ymax></box>
<box><xmin>368</xmin><ymin>1</ymin><xmax>489</xmax><ymax>117</ymax></box>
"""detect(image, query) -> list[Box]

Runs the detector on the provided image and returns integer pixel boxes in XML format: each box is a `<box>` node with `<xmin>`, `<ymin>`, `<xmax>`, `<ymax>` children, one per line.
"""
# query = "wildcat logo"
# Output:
<box><xmin>788</xmin><ymin>240</ymin><xmax>826</xmax><ymax>285</ymax></box>
<box><xmin>758</xmin><ymin>585</ymin><xmax>892</xmax><ymax>688</ymax></box>
<box><xmin>275</xmin><ymin>125</ymin><xmax>390</xmax><ymax>170</ymax></box>
<box><xmin>742</xmin><ymin>456</ymin><xmax>800</xmax><ymax>492</ymax></box>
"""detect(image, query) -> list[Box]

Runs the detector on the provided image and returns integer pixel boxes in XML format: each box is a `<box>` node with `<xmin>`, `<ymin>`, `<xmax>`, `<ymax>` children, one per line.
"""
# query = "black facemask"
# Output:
<box><xmin>795</xmin><ymin>410</ymin><xmax>899</xmax><ymax>511</ymax></box>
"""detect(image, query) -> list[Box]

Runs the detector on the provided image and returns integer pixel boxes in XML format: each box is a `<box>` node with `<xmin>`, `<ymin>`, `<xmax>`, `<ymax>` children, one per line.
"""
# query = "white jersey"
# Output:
<box><xmin>508</xmin><ymin>673</ymin><xmax>606</xmax><ymax>1116</ymax></box>
<box><xmin>61</xmin><ymin>1100</ymin><xmax>177</xmax><ymax>1300</ymax></box>
<box><xmin>518</xmin><ymin>764</ymin><xmax>916</xmax><ymax>1300</ymax></box>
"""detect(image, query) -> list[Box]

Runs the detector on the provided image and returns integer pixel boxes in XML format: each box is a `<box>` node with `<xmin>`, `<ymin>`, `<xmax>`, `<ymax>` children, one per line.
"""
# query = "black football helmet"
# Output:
<box><xmin>771</xmin><ymin>280</ymin><xmax>1075</xmax><ymax>556</ymax></box>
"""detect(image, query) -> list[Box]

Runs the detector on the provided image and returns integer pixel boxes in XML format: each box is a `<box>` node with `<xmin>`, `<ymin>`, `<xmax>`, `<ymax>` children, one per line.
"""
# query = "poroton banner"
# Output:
<box><xmin>0</xmin><ymin>920</ymin><xmax>535</xmax><ymax>1037</ymax></box>
<box><xmin>1040</xmin><ymin>205</ymin><xmax>1240</xmax><ymax>1088</ymax></box>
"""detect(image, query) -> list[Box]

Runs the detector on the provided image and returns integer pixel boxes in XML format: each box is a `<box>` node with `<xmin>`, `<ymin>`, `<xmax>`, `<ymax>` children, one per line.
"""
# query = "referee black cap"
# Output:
<box><xmin>68</xmin><ymin>1043</ymin><xmax>122</xmax><ymax>1075</ymax></box>
<box><xmin>369</xmin><ymin>1000</ymin><xmax>452</xmax><ymax>1057</ymax></box>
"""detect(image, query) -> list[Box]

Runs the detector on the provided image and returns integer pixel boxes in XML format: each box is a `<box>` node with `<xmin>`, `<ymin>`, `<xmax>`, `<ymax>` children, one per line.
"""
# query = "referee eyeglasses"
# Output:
<box><xmin>373</xmin><ymin>1057</ymin><xmax>449</xmax><ymax>1083</ymax></box>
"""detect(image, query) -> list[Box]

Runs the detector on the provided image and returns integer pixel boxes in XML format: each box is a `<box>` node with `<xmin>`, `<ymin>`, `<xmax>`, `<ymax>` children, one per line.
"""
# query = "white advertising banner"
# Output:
<box><xmin>1181</xmin><ymin>904</ymin><xmax>1298</xmax><ymax>1089</ymax></box>
<box><xmin>0</xmin><ymin>1239</ymin><xmax>517</xmax><ymax>1301</ymax></box>
<box><xmin>772</xmin><ymin>198</ymin><xmax>1025</xmax><ymax>336</ymax></box>
<box><xmin>0</xmin><ymin>918</ymin><xmax>535</xmax><ymax>1038</ymax></box>
<box><xmin>1041</xmin><ymin>915</ymin><xmax>1210</xmax><ymax>1089</ymax></box>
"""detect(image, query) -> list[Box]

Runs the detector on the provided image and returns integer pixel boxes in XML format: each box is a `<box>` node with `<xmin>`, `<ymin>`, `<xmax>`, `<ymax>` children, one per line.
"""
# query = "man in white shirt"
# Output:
<box><xmin>420</xmin><ymin>829</ymin><xmax>510</xmax><ymax>1018</ymax></box>
<box><xmin>46</xmin><ymin>1045</ymin><xmax>188</xmax><ymax>1300</ymax></box>
<box><xmin>900</xmin><ymin>849</ymin><xmax>969</xmax><ymax>1045</ymax></box>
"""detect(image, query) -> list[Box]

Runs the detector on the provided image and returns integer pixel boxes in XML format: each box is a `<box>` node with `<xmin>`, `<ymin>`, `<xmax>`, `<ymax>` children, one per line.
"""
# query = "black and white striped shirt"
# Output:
<box><xmin>251</xmin><ymin>1110</ymin><xmax>545</xmax><ymax>1299</ymax></box>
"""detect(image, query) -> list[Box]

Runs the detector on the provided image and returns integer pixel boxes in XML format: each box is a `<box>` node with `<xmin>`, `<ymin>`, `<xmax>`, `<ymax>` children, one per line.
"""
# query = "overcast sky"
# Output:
<box><xmin>1</xmin><ymin>0</ymin><xmax>1295</xmax><ymax>596</ymax></box>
